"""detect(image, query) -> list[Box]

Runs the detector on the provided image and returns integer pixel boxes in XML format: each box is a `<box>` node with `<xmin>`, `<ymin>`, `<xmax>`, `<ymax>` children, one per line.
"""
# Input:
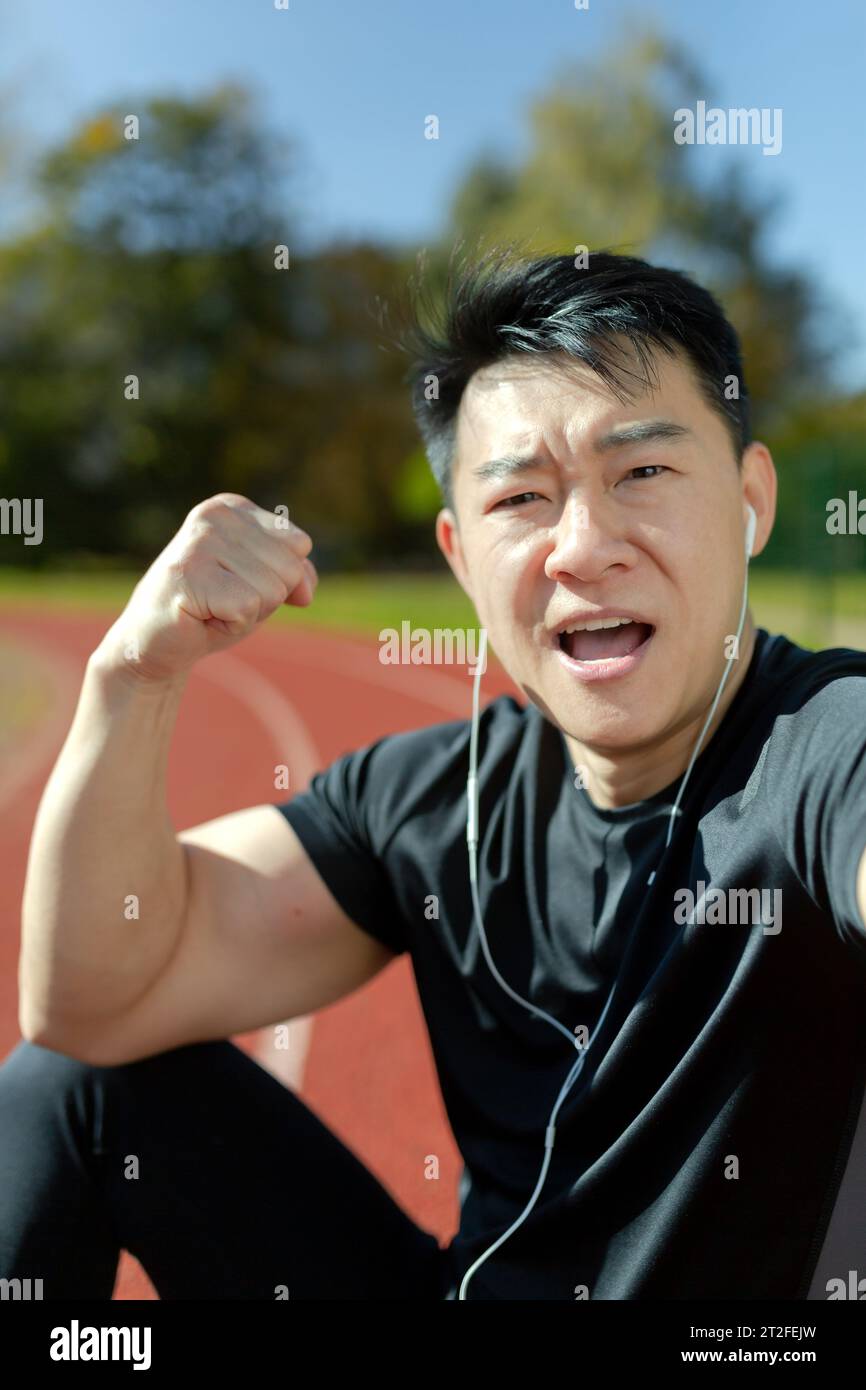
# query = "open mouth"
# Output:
<box><xmin>558</xmin><ymin>620</ymin><xmax>655</xmax><ymax>663</ymax></box>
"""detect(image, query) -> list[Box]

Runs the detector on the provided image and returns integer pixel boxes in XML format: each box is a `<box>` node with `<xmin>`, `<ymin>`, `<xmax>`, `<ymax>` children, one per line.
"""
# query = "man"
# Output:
<box><xmin>3</xmin><ymin>250</ymin><xmax>866</xmax><ymax>1301</ymax></box>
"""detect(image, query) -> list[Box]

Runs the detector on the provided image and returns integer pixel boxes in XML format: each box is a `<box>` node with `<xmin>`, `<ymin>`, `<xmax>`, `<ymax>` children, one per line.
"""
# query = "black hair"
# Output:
<box><xmin>398</xmin><ymin>246</ymin><xmax>751</xmax><ymax>512</ymax></box>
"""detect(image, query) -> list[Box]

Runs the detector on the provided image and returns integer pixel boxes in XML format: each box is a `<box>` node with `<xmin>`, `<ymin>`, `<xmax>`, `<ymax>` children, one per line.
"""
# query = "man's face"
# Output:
<box><xmin>436</xmin><ymin>344</ymin><xmax>775</xmax><ymax>758</ymax></box>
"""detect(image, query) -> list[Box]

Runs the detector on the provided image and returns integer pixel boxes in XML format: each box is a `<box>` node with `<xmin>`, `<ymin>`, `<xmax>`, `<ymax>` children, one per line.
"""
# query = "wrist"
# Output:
<box><xmin>86</xmin><ymin>640</ymin><xmax>190</xmax><ymax>703</ymax></box>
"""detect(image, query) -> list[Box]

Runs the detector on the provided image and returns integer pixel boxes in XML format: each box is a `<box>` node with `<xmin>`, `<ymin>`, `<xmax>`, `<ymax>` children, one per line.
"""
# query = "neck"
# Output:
<box><xmin>563</xmin><ymin>617</ymin><xmax>758</xmax><ymax>810</ymax></box>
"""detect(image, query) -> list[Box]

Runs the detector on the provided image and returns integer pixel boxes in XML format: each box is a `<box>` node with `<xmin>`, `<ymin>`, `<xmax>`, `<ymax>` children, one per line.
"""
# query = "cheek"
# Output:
<box><xmin>661</xmin><ymin>538</ymin><xmax>717</xmax><ymax>607</ymax></box>
<box><xmin>475</xmin><ymin>566</ymin><xmax>533</xmax><ymax>648</ymax></box>
<box><xmin>476</xmin><ymin>531</ymin><xmax>529</xmax><ymax>582</ymax></box>
<box><xmin>685</xmin><ymin>536</ymin><xmax>744</xmax><ymax>610</ymax></box>
<box><xmin>477</xmin><ymin>572</ymin><xmax>518</xmax><ymax>625</ymax></box>
<box><xmin>665</xmin><ymin>555</ymin><xmax>743</xmax><ymax>662</ymax></box>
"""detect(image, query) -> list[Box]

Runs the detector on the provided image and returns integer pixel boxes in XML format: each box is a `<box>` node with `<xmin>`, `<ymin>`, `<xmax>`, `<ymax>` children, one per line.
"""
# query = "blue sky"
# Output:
<box><xmin>1</xmin><ymin>0</ymin><xmax>863</xmax><ymax>387</ymax></box>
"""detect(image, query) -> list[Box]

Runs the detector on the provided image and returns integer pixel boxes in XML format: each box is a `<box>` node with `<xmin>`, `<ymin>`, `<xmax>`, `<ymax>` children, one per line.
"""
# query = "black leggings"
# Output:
<box><xmin>0</xmin><ymin>1037</ymin><xmax>459</xmax><ymax>1300</ymax></box>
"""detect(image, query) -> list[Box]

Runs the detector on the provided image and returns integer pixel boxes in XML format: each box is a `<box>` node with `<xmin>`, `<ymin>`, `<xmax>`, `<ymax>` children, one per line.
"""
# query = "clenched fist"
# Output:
<box><xmin>93</xmin><ymin>493</ymin><xmax>318</xmax><ymax>686</ymax></box>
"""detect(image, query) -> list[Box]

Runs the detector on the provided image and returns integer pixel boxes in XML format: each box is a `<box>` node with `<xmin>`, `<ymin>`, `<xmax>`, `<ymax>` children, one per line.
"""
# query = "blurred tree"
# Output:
<box><xmin>0</xmin><ymin>85</ymin><xmax>419</xmax><ymax>568</ymax></box>
<box><xmin>0</xmin><ymin>39</ymin><xmax>860</xmax><ymax>575</ymax></box>
<box><xmin>437</xmin><ymin>27</ymin><xmax>841</xmax><ymax>444</ymax></box>
<box><xmin>287</xmin><ymin>241</ymin><xmax>433</xmax><ymax>560</ymax></box>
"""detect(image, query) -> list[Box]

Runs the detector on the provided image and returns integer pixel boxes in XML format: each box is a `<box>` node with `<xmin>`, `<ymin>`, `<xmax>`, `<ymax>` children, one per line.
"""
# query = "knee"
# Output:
<box><xmin>1</xmin><ymin>1036</ymin><xmax>101</xmax><ymax>1078</ymax></box>
<box><xmin>0</xmin><ymin>1038</ymin><xmax>103</xmax><ymax>1104</ymax></box>
<box><xmin>0</xmin><ymin>1041</ymin><xmax>115</xmax><ymax>1162</ymax></box>
<box><xmin>0</xmin><ymin>1036</ymin><xmax>243</xmax><ymax>1126</ymax></box>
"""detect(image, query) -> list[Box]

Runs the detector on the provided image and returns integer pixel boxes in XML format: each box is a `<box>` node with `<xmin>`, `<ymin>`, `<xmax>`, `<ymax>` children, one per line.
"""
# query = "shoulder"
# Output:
<box><xmin>745</xmin><ymin>630</ymin><xmax>866</xmax><ymax>815</ymax></box>
<box><xmin>748</xmin><ymin>632</ymin><xmax>866</xmax><ymax>952</ymax></box>
<box><xmin>353</xmin><ymin>692</ymin><xmax>531</xmax><ymax>815</ymax></box>
<box><xmin>280</xmin><ymin>693</ymin><xmax>535</xmax><ymax>857</ymax></box>
<box><xmin>756</xmin><ymin>629</ymin><xmax>866</xmax><ymax>731</ymax></box>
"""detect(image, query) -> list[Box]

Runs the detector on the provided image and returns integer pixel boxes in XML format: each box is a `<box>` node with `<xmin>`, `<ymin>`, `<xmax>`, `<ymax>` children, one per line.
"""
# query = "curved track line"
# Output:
<box><xmin>197</xmin><ymin>649</ymin><xmax>321</xmax><ymax>783</ymax></box>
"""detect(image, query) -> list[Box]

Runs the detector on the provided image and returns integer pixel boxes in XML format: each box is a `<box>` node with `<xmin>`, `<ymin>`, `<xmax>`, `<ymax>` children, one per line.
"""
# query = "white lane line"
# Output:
<box><xmin>198</xmin><ymin>649</ymin><xmax>321</xmax><ymax>779</ymax></box>
<box><xmin>194</xmin><ymin>650</ymin><xmax>321</xmax><ymax>1093</ymax></box>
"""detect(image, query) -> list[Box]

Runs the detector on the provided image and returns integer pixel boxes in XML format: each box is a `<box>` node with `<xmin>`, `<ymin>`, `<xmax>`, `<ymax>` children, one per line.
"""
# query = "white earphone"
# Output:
<box><xmin>457</xmin><ymin>502</ymin><xmax>758</xmax><ymax>1299</ymax></box>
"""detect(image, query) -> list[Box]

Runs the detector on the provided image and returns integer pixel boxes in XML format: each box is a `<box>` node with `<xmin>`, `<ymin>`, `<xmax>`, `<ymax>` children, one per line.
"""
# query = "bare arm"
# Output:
<box><xmin>24</xmin><ymin>797</ymin><xmax>394</xmax><ymax>1067</ymax></box>
<box><xmin>16</xmin><ymin>492</ymin><xmax>393</xmax><ymax>1067</ymax></box>
<box><xmin>19</xmin><ymin>654</ymin><xmax>191</xmax><ymax>1049</ymax></box>
<box><xmin>108</xmin><ymin>808</ymin><xmax>389</xmax><ymax>1064</ymax></box>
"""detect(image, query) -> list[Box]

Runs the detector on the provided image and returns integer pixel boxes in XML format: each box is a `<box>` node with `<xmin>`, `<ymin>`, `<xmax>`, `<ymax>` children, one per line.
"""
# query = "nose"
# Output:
<box><xmin>543</xmin><ymin>496</ymin><xmax>635</xmax><ymax>585</ymax></box>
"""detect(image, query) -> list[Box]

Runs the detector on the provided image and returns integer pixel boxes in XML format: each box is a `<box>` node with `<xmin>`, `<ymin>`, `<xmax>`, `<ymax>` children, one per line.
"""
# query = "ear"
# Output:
<box><xmin>740</xmin><ymin>441</ymin><xmax>777</xmax><ymax>559</ymax></box>
<box><xmin>435</xmin><ymin>507</ymin><xmax>475</xmax><ymax>602</ymax></box>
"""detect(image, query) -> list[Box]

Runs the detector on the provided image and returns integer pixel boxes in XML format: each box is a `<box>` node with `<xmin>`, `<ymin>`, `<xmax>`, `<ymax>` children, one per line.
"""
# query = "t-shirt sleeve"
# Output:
<box><xmin>767</xmin><ymin>674</ymin><xmax>866</xmax><ymax>956</ymax></box>
<box><xmin>274</xmin><ymin>741</ymin><xmax>410</xmax><ymax>956</ymax></box>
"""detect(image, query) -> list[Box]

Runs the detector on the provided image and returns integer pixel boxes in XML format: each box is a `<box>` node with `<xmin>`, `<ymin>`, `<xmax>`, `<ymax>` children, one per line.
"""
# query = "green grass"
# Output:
<box><xmin>0</xmin><ymin>565</ymin><xmax>862</xmax><ymax>649</ymax></box>
<box><xmin>0</xmin><ymin>568</ymin><xmax>480</xmax><ymax>635</ymax></box>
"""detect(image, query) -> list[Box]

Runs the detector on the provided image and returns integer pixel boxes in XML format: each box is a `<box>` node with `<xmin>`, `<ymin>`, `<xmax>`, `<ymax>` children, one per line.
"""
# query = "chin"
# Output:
<box><xmin>522</xmin><ymin>677</ymin><xmax>651</xmax><ymax>745</ymax></box>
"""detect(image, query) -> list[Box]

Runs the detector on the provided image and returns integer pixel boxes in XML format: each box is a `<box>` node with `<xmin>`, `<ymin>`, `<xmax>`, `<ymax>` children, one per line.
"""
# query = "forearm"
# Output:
<box><xmin>19</xmin><ymin>646</ymin><xmax>191</xmax><ymax>1039</ymax></box>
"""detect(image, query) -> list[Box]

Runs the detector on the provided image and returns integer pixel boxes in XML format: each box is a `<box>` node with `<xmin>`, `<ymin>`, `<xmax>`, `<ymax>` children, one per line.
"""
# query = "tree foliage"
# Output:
<box><xmin>0</xmin><ymin>37</ymin><xmax>861</xmax><ymax>573</ymax></box>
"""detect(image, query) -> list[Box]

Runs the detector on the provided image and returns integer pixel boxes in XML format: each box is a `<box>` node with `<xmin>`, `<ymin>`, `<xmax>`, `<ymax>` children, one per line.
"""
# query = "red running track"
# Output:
<box><xmin>0</xmin><ymin>606</ymin><xmax>517</xmax><ymax>1299</ymax></box>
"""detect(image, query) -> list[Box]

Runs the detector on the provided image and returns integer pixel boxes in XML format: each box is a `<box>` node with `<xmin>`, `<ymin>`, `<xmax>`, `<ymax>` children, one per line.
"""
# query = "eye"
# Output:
<box><xmin>493</xmin><ymin>491</ymin><xmax>545</xmax><ymax>509</ymax></box>
<box><xmin>622</xmin><ymin>464</ymin><xmax>668</xmax><ymax>482</ymax></box>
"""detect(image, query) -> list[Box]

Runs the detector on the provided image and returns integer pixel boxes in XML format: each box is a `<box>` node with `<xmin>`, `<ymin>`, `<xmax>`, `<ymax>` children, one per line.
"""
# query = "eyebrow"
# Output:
<box><xmin>471</xmin><ymin>419</ymin><xmax>694</xmax><ymax>483</ymax></box>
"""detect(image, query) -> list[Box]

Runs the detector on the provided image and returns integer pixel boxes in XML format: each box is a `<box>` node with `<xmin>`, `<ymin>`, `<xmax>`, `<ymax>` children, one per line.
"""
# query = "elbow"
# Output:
<box><xmin>17</xmin><ymin>995</ymin><xmax>47</xmax><ymax>1048</ymax></box>
<box><xmin>17</xmin><ymin>1001</ymin><xmax>101</xmax><ymax>1066</ymax></box>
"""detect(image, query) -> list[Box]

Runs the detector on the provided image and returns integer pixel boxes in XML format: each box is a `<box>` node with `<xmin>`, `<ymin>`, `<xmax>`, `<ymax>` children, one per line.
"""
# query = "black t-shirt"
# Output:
<box><xmin>276</xmin><ymin>628</ymin><xmax>866</xmax><ymax>1300</ymax></box>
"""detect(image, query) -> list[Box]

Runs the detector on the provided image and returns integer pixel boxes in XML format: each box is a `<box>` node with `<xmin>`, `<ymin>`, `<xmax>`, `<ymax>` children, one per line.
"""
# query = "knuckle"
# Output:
<box><xmin>248</xmin><ymin>571</ymin><xmax>288</xmax><ymax>617</ymax></box>
<box><xmin>187</xmin><ymin>496</ymin><xmax>219</xmax><ymax>522</ymax></box>
<box><xmin>261</xmin><ymin>568</ymin><xmax>288</xmax><ymax>602</ymax></box>
<box><xmin>211</xmin><ymin>491</ymin><xmax>253</xmax><ymax>509</ymax></box>
<box><xmin>187</xmin><ymin>494</ymin><xmax>248</xmax><ymax>526</ymax></box>
<box><xmin>226</xmin><ymin>587</ymin><xmax>261</xmax><ymax>623</ymax></box>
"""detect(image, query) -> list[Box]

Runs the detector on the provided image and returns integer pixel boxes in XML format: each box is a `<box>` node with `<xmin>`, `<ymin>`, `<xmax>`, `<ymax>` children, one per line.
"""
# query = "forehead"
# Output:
<box><xmin>453</xmin><ymin>343</ymin><xmax>710</xmax><ymax>464</ymax></box>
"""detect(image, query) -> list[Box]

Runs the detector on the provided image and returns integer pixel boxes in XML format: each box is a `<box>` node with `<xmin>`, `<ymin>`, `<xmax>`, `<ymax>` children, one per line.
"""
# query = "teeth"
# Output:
<box><xmin>562</xmin><ymin>616</ymin><xmax>636</xmax><ymax>634</ymax></box>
